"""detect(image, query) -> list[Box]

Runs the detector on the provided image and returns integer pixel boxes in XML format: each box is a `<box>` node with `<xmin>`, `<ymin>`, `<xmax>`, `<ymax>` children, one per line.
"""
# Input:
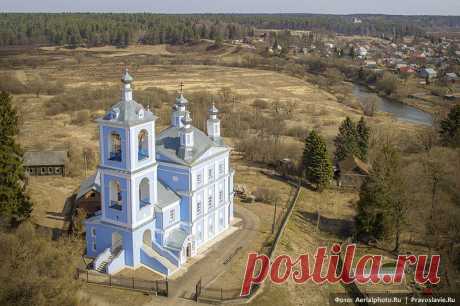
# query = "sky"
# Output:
<box><xmin>1</xmin><ymin>0</ymin><xmax>460</xmax><ymax>16</ymax></box>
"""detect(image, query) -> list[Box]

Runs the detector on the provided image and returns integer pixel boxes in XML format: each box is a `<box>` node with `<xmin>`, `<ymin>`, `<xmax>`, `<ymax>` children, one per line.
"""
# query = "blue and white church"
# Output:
<box><xmin>85</xmin><ymin>69</ymin><xmax>234</xmax><ymax>276</ymax></box>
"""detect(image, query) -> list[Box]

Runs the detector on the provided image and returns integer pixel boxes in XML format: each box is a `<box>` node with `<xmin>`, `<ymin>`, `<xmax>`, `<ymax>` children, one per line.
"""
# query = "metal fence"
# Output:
<box><xmin>76</xmin><ymin>268</ymin><xmax>168</xmax><ymax>296</ymax></box>
<box><xmin>200</xmin><ymin>287</ymin><xmax>242</xmax><ymax>301</ymax></box>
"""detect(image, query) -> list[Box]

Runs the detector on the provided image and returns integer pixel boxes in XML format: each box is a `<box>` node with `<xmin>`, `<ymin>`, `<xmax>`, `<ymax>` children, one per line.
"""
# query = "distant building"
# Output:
<box><xmin>352</xmin><ymin>17</ymin><xmax>362</xmax><ymax>24</ymax></box>
<box><xmin>445</xmin><ymin>72</ymin><xmax>459</xmax><ymax>83</ymax></box>
<box><xmin>335</xmin><ymin>155</ymin><xmax>370</xmax><ymax>189</ymax></box>
<box><xmin>24</xmin><ymin>150</ymin><xmax>67</xmax><ymax>176</ymax></box>
<box><xmin>365</xmin><ymin>60</ymin><xmax>377</xmax><ymax>69</ymax></box>
<box><xmin>418</xmin><ymin>68</ymin><xmax>437</xmax><ymax>80</ymax></box>
<box><xmin>357</xmin><ymin>47</ymin><xmax>368</xmax><ymax>59</ymax></box>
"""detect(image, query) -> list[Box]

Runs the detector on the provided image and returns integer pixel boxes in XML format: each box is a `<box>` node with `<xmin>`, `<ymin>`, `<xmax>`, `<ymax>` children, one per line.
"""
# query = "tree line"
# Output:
<box><xmin>1</xmin><ymin>13</ymin><xmax>460</xmax><ymax>47</ymax></box>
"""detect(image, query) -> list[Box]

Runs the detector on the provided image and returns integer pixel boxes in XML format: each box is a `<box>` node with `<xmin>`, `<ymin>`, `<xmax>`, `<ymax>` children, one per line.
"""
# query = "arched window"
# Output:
<box><xmin>139</xmin><ymin>178</ymin><xmax>150</xmax><ymax>208</ymax></box>
<box><xmin>109</xmin><ymin>133</ymin><xmax>122</xmax><ymax>161</ymax></box>
<box><xmin>138</xmin><ymin>130</ymin><xmax>149</xmax><ymax>161</ymax></box>
<box><xmin>110</xmin><ymin>180</ymin><xmax>122</xmax><ymax>210</ymax></box>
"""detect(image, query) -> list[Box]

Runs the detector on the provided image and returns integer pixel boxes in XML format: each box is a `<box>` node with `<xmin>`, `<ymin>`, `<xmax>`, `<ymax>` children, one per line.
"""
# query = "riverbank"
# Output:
<box><xmin>350</xmin><ymin>82</ymin><xmax>433</xmax><ymax>126</ymax></box>
<box><xmin>349</xmin><ymin>79</ymin><xmax>452</xmax><ymax>116</ymax></box>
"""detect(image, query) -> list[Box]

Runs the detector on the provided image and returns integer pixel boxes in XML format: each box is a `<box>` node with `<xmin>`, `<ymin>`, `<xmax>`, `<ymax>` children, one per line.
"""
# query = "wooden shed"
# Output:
<box><xmin>335</xmin><ymin>155</ymin><xmax>370</xmax><ymax>189</ymax></box>
<box><xmin>23</xmin><ymin>150</ymin><xmax>67</xmax><ymax>176</ymax></box>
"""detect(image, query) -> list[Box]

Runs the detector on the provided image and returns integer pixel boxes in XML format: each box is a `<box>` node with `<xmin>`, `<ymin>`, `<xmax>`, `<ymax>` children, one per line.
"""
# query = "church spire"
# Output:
<box><xmin>179</xmin><ymin>111</ymin><xmax>194</xmax><ymax>160</ymax></box>
<box><xmin>207</xmin><ymin>102</ymin><xmax>221</xmax><ymax>141</ymax></box>
<box><xmin>121</xmin><ymin>68</ymin><xmax>133</xmax><ymax>101</ymax></box>
<box><xmin>171</xmin><ymin>81</ymin><xmax>189</xmax><ymax>128</ymax></box>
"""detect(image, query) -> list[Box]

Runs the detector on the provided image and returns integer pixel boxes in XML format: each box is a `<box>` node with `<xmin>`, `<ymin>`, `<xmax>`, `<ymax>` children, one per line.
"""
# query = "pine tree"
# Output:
<box><xmin>334</xmin><ymin>117</ymin><xmax>358</xmax><ymax>162</ymax></box>
<box><xmin>355</xmin><ymin>142</ymin><xmax>409</xmax><ymax>251</ymax></box>
<box><xmin>439</xmin><ymin>104</ymin><xmax>460</xmax><ymax>148</ymax></box>
<box><xmin>302</xmin><ymin>130</ymin><xmax>333</xmax><ymax>191</ymax></box>
<box><xmin>0</xmin><ymin>92</ymin><xmax>32</xmax><ymax>226</ymax></box>
<box><xmin>356</xmin><ymin>117</ymin><xmax>370</xmax><ymax>161</ymax></box>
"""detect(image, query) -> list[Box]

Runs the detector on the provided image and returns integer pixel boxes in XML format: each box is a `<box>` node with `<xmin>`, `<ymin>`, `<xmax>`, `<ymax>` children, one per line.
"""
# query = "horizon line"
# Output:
<box><xmin>1</xmin><ymin>11</ymin><xmax>460</xmax><ymax>17</ymax></box>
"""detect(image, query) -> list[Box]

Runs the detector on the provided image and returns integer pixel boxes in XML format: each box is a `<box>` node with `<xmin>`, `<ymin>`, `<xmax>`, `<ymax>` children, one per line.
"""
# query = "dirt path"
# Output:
<box><xmin>163</xmin><ymin>204</ymin><xmax>260</xmax><ymax>304</ymax></box>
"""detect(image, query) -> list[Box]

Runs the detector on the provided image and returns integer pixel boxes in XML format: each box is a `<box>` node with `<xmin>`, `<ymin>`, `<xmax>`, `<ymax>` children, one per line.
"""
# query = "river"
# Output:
<box><xmin>352</xmin><ymin>85</ymin><xmax>433</xmax><ymax>126</ymax></box>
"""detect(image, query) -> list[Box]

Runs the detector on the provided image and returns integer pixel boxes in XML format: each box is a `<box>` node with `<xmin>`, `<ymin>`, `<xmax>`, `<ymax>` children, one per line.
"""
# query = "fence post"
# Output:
<box><xmin>155</xmin><ymin>280</ymin><xmax>158</xmax><ymax>296</ymax></box>
<box><xmin>221</xmin><ymin>288</ymin><xmax>223</xmax><ymax>300</ymax></box>
<box><xmin>166</xmin><ymin>278</ymin><xmax>169</xmax><ymax>297</ymax></box>
<box><xmin>109</xmin><ymin>274</ymin><xmax>111</xmax><ymax>287</ymax></box>
<box><xmin>86</xmin><ymin>270</ymin><xmax>89</xmax><ymax>282</ymax></box>
<box><xmin>132</xmin><ymin>276</ymin><xmax>135</xmax><ymax>289</ymax></box>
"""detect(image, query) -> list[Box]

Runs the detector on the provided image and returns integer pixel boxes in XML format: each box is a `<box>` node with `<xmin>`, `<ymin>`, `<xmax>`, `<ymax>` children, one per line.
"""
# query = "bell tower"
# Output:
<box><xmin>96</xmin><ymin>69</ymin><xmax>158</xmax><ymax>228</ymax></box>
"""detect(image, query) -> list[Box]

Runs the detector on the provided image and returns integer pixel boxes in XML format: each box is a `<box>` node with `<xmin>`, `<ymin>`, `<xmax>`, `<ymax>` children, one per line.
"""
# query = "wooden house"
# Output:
<box><xmin>23</xmin><ymin>150</ymin><xmax>67</xmax><ymax>176</ymax></box>
<box><xmin>335</xmin><ymin>155</ymin><xmax>370</xmax><ymax>189</ymax></box>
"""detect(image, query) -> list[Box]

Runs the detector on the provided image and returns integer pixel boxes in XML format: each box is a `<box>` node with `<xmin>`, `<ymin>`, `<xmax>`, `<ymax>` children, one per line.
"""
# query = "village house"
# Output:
<box><xmin>23</xmin><ymin>150</ymin><xmax>67</xmax><ymax>176</ymax></box>
<box><xmin>83</xmin><ymin>70</ymin><xmax>234</xmax><ymax>276</ymax></box>
<box><xmin>418</xmin><ymin>67</ymin><xmax>438</xmax><ymax>80</ymax></box>
<box><xmin>335</xmin><ymin>155</ymin><xmax>370</xmax><ymax>189</ymax></box>
<box><xmin>445</xmin><ymin>72</ymin><xmax>459</xmax><ymax>83</ymax></box>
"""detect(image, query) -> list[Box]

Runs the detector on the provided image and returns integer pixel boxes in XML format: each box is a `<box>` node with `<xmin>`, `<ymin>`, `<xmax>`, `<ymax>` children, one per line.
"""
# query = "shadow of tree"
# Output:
<box><xmin>297</xmin><ymin>210</ymin><xmax>355</xmax><ymax>239</ymax></box>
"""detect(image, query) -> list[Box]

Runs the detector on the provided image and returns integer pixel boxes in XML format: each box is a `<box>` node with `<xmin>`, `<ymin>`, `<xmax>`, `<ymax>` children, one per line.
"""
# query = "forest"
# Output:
<box><xmin>1</xmin><ymin>13</ymin><xmax>460</xmax><ymax>47</ymax></box>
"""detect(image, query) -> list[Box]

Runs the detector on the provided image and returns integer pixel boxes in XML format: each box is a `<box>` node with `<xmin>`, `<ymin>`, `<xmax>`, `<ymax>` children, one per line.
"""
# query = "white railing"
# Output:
<box><xmin>94</xmin><ymin>248</ymin><xmax>111</xmax><ymax>270</ymax></box>
<box><xmin>107</xmin><ymin>249</ymin><xmax>125</xmax><ymax>275</ymax></box>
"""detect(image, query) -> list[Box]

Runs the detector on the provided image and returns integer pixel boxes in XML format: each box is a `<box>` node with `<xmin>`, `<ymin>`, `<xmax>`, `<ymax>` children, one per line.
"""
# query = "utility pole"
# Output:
<box><xmin>271</xmin><ymin>199</ymin><xmax>277</xmax><ymax>234</ymax></box>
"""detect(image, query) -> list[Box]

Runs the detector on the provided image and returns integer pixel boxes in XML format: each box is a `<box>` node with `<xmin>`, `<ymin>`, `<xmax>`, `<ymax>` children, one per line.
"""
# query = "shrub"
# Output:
<box><xmin>376</xmin><ymin>73</ymin><xmax>399</xmax><ymax>96</ymax></box>
<box><xmin>253</xmin><ymin>187</ymin><xmax>280</xmax><ymax>204</ymax></box>
<box><xmin>253</xmin><ymin>99</ymin><xmax>269</xmax><ymax>110</ymax></box>
<box><xmin>0</xmin><ymin>72</ymin><xmax>27</xmax><ymax>93</ymax></box>
<box><xmin>72</xmin><ymin>110</ymin><xmax>91</xmax><ymax>125</ymax></box>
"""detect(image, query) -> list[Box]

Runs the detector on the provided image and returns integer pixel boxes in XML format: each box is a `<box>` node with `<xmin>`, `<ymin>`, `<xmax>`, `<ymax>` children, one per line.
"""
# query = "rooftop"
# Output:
<box><xmin>23</xmin><ymin>150</ymin><xmax>67</xmax><ymax>167</ymax></box>
<box><xmin>157</xmin><ymin>180</ymin><xmax>181</xmax><ymax>209</ymax></box>
<box><xmin>156</xmin><ymin>126</ymin><xmax>227</xmax><ymax>166</ymax></box>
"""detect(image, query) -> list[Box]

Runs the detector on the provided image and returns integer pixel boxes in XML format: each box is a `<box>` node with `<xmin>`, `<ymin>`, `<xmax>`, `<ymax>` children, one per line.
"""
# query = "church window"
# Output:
<box><xmin>109</xmin><ymin>180</ymin><xmax>122</xmax><ymax>210</ymax></box>
<box><xmin>169</xmin><ymin>209</ymin><xmax>175</xmax><ymax>223</ymax></box>
<box><xmin>109</xmin><ymin>133</ymin><xmax>122</xmax><ymax>161</ymax></box>
<box><xmin>139</xmin><ymin>178</ymin><xmax>150</xmax><ymax>208</ymax></box>
<box><xmin>138</xmin><ymin>130</ymin><xmax>149</xmax><ymax>161</ymax></box>
<box><xmin>196</xmin><ymin>173</ymin><xmax>202</xmax><ymax>185</ymax></box>
<box><xmin>219</xmin><ymin>189</ymin><xmax>224</xmax><ymax>203</ymax></box>
<box><xmin>208</xmin><ymin>194</ymin><xmax>213</xmax><ymax>210</ymax></box>
<box><xmin>92</xmin><ymin>240</ymin><xmax>97</xmax><ymax>252</ymax></box>
<box><xmin>208</xmin><ymin>168</ymin><xmax>213</xmax><ymax>181</ymax></box>
<box><xmin>218</xmin><ymin>162</ymin><xmax>224</xmax><ymax>175</ymax></box>
<box><xmin>91</xmin><ymin>228</ymin><xmax>96</xmax><ymax>237</ymax></box>
<box><xmin>197</xmin><ymin>201</ymin><xmax>202</xmax><ymax>215</ymax></box>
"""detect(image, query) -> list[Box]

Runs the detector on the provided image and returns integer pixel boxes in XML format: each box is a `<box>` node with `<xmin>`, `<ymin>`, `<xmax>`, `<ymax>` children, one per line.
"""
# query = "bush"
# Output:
<box><xmin>376</xmin><ymin>73</ymin><xmax>399</xmax><ymax>96</ymax></box>
<box><xmin>253</xmin><ymin>99</ymin><xmax>269</xmax><ymax>110</ymax></box>
<box><xmin>284</xmin><ymin>125</ymin><xmax>309</xmax><ymax>139</ymax></box>
<box><xmin>0</xmin><ymin>222</ymin><xmax>86</xmax><ymax>306</ymax></box>
<box><xmin>0</xmin><ymin>72</ymin><xmax>27</xmax><ymax>94</ymax></box>
<box><xmin>72</xmin><ymin>110</ymin><xmax>91</xmax><ymax>125</ymax></box>
<box><xmin>361</xmin><ymin>96</ymin><xmax>378</xmax><ymax>116</ymax></box>
<box><xmin>253</xmin><ymin>187</ymin><xmax>280</xmax><ymax>204</ymax></box>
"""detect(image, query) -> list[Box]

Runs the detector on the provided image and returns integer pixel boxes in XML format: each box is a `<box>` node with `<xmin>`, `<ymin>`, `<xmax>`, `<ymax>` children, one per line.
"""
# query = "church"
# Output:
<box><xmin>84</xmin><ymin>69</ymin><xmax>234</xmax><ymax>276</ymax></box>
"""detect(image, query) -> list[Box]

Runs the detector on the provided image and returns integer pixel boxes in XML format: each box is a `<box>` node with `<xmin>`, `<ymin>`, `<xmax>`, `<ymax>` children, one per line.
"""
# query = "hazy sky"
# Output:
<box><xmin>1</xmin><ymin>0</ymin><xmax>460</xmax><ymax>15</ymax></box>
